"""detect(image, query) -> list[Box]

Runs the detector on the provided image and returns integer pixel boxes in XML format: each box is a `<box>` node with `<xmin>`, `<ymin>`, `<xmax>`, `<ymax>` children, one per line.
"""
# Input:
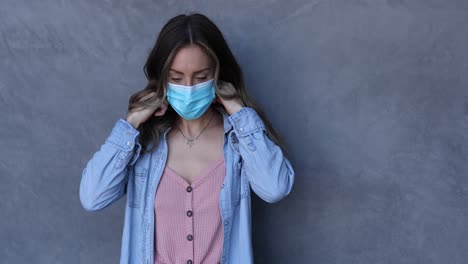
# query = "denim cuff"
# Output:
<box><xmin>105</xmin><ymin>118</ymin><xmax>141</xmax><ymax>151</ymax></box>
<box><xmin>228</xmin><ymin>107</ymin><xmax>266</xmax><ymax>137</ymax></box>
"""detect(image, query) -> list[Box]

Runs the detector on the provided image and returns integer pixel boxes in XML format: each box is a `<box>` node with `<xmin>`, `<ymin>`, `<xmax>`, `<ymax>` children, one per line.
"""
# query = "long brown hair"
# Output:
<box><xmin>127</xmin><ymin>12</ymin><xmax>289</xmax><ymax>157</ymax></box>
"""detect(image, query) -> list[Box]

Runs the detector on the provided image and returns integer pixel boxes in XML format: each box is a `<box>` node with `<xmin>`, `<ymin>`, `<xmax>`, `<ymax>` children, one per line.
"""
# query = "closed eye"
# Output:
<box><xmin>171</xmin><ymin>77</ymin><xmax>207</xmax><ymax>82</ymax></box>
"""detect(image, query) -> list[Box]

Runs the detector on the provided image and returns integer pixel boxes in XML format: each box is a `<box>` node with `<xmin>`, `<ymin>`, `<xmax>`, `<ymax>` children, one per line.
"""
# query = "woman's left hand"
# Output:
<box><xmin>215</xmin><ymin>80</ymin><xmax>245</xmax><ymax>115</ymax></box>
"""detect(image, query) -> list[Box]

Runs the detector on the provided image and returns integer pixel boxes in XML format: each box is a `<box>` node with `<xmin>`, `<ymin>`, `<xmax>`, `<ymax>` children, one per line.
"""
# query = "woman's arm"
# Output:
<box><xmin>79</xmin><ymin>118</ymin><xmax>142</xmax><ymax>211</ymax></box>
<box><xmin>228</xmin><ymin>107</ymin><xmax>295</xmax><ymax>203</ymax></box>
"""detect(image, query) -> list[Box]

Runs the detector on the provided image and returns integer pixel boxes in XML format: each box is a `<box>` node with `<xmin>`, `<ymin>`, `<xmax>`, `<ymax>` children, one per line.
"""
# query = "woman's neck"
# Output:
<box><xmin>174</xmin><ymin>106</ymin><xmax>219</xmax><ymax>138</ymax></box>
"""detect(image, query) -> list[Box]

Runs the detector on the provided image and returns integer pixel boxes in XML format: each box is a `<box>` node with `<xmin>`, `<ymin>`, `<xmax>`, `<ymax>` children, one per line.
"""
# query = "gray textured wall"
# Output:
<box><xmin>1</xmin><ymin>0</ymin><xmax>468</xmax><ymax>263</ymax></box>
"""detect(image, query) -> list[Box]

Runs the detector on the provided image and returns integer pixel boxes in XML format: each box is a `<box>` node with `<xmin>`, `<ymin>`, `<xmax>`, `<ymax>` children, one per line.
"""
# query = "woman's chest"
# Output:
<box><xmin>127</xmin><ymin>130</ymin><xmax>247</xmax><ymax>210</ymax></box>
<box><xmin>165</xmin><ymin>131</ymin><xmax>225</xmax><ymax>184</ymax></box>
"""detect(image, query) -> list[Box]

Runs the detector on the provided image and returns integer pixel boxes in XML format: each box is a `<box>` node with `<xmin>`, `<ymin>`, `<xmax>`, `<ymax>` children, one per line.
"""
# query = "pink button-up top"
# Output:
<box><xmin>154</xmin><ymin>156</ymin><xmax>226</xmax><ymax>264</ymax></box>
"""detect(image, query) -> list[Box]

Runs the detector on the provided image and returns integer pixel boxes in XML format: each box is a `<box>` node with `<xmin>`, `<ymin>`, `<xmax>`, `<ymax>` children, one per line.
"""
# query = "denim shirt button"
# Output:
<box><xmin>126</xmin><ymin>141</ymin><xmax>131</xmax><ymax>146</ymax></box>
<box><xmin>239</xmin><ymin>127</ymin><xmax>244</xmax><ymax>132</ymax></box>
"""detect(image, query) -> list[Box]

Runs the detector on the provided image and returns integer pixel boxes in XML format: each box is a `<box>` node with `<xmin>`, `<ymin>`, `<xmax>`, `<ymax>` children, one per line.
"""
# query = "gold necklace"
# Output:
<box><xmin>176</xmin><ymin>111</ymin><xmax>215</xmax><ymax>148</ymax></box>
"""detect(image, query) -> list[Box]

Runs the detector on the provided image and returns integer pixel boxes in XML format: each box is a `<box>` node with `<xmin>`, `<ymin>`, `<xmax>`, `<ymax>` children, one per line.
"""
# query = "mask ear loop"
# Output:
<box><xmin>213</xmin><ymin>79</ymin><xmax>222</xmax><ymax>105</ymax></box>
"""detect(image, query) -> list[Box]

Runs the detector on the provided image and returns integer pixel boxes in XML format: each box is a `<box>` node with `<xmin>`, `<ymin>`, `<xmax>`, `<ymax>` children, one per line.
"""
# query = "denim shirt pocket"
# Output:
<box><xmin>127</xmin><ymin>165</ymin><xmax>148</xmax><ymax>208</ymax></box>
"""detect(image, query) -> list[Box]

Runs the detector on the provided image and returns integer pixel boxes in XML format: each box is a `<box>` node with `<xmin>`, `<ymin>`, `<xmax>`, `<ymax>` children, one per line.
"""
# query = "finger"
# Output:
<box><xmin>141</xmin><ymin>91</ymin><xmax>156</xmax><ymax>101</ymax></box>
<box><xmin>133</xmin><ymin>106</ymin><xmax>145</xmax><ymax>112</ymax></box>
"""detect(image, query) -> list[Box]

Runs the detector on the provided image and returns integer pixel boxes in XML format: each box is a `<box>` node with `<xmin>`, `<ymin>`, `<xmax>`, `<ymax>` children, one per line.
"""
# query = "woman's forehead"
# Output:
<box><xmin>169</xmin><ymin>45</ymin><xmax>213</xmax><ymax>74</ymax></box>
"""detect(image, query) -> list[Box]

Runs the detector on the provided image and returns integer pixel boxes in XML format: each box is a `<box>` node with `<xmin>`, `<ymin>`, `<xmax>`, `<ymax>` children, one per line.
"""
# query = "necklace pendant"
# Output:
<box><xmin>186</xmin><ymin>139</ymin><xmax>196</xmax><ymax>148</ymax></box>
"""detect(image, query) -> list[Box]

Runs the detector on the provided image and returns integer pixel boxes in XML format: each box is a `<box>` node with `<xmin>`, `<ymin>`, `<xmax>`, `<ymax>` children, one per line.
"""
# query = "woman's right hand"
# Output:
<box><xmin>126</xmin><ymin>92</ymin><xmax>169</xmax><ymax>129</ymax></box>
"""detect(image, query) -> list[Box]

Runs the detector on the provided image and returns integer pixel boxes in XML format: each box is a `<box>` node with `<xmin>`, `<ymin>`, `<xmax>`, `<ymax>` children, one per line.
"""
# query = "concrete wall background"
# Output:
<box><xmin>1</xmin><ymin>0</ymin><xmax>468</xmax><ymax>263</ymax></box>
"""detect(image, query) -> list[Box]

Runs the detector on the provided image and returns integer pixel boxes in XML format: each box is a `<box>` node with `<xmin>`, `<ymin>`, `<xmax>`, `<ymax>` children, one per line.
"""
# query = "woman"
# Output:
<box><xmin>79</xmin><ymin>12</ymin><xmax>295</xmax><ymax>264</ymax></box>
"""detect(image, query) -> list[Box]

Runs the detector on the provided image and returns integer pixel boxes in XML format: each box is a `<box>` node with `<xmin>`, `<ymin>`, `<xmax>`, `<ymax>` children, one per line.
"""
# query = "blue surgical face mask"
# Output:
<box><xmin>166</xmin><ymin>78</ymin><xmax>216</xmax><ymax>120</ymax></box>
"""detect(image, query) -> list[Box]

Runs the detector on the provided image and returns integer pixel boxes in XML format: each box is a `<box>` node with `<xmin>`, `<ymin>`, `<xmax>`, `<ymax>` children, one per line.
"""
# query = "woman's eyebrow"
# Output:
<box><xmin>169</xmin><ymin>67</ymin><xmax>211</xmax><ymax>74</ymax></box>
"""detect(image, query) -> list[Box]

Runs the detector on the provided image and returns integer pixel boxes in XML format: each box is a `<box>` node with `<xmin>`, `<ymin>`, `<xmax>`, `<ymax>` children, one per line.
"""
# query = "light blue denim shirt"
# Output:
<box><xmin>79</xmin><ymin>106</ymin><xmax>295</xmax><ymax>264</ymax></box>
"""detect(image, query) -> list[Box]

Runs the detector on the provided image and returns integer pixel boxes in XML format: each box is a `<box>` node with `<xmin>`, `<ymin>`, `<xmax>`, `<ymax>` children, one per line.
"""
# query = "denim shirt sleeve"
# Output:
<box><xmin>79</xmin><ymin>118</ymin><xmax>142</xmax><ymax>211</ymax></box>
<box><xmin>228</xmin><ymin>107</ymin><xmax>295</xmax><ymax>203</ymax></box>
